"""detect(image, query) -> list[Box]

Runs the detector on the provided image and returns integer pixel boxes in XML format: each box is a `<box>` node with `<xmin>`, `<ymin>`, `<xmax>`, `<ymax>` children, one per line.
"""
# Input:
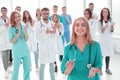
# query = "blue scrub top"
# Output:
<box><xmin>8</xmin><ymin>24</ymin><xmax>30</xmax><ymax>58</ymax></box>
<box><xmin>61</xmin><ymin>14</ymin><xmax>72</xmax><ymax>32</ymax></box>
<box><xmin>61</xmin><ymin>41</ymin><xmax>102</xmax><ymax>80</ymax></box>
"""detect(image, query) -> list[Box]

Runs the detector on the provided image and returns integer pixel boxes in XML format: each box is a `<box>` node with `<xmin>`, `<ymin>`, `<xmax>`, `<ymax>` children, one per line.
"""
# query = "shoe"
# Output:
<box><xmin>99</xmin><ymin>70</ymin><xmax>103</xmax><ymax>75</ymax></box>
<box><xmin>7</xmin><ymin>66</ymin><xmax>12</xmax><ymax>73</ymax></box>
<box><xmin>106</xmin><ymin>69</ymin><xmax>112</xmax><ymax>75</ymax></box>
<box><xmin>4</xmin><ymin>71</ymin><xmax>9</xmax><ymax>78</ymax></box>
<box><xmin>35</xmin><ymin>67</ymin><xmax>39</xmax><ymax>72</ymax></box>
<box><xmin>55</xmin><ymin>65</ymin><xmax>58</xmax><ymax>72</ymax></box>
<box><xmin>8</xmin><ymin>61</ymin><xmax>12</xmax><ymax>66</ymax></box>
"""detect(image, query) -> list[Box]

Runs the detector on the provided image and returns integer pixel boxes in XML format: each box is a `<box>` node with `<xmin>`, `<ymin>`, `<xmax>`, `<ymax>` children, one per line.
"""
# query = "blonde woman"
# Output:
<box><xmin>61</xmin><ymin>17</ymin><xmax>102</xmax><ymax>80</ymax></box>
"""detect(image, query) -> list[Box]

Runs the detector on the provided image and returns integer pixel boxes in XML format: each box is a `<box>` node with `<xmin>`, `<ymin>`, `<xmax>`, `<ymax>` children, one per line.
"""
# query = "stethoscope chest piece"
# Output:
<box><xmin>87</xmin><ymin>64</ymin><xmax>92</xmax><ymax>68</ymax></box>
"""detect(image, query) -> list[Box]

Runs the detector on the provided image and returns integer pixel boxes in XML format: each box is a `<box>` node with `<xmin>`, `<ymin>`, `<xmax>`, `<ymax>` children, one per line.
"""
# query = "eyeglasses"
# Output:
<box><xmin>43</xmin><ymin>13</ymin><xmax>49</xmax><ymax>15</ymax></box>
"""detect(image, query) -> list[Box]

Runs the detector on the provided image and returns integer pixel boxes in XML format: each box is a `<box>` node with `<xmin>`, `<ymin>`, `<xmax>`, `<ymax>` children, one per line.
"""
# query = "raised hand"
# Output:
<box><xmin>88</xmin><ymin>67</ymin><xmax>96</xmax><ymax>78</ymax></box>
<box><xmin>66</xmin><ymin>61</ymin><xmax>74</xmax><ymax>72</ymax></box>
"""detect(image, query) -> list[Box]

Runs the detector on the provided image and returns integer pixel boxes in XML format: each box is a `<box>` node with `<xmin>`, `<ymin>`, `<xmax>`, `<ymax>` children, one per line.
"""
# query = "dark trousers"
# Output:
<box><xmin>105</xmin><ymin>56</ymin><xmax>110</xmax><ymax>69</ymax></box>
<box><xmin>9</xmin><ymin>49</ymin><xmax>13</xmax><ymax>62</ymax></box>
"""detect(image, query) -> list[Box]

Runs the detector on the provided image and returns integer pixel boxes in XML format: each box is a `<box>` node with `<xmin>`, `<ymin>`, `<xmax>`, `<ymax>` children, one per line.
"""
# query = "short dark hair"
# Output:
<box><xmin>1</xmin><ymin>7</ymin><xmax>7</xmax><ymax>11</ymax></box>
<box><xmin>62</xmin><ymin>6</ymin><xmax>66</xmax><ymax>9</ymax></box>
<box><xmin>53</xmin><ymin>5</ymin><xmax>58</xmax><ymax>8</ymax></box>
<box><xmin>15</xmin><ymin>6</ymin><xmax>21</xmax><ymax>9</ymax></box>
<box><xmin>41</xmin><ymin>7</ymin><xmax>49</xmax><ymax>11</ymax></box>
<box><xmin>89</xmin><ymin>3</ymin><xmax>94</xmax><ymax>6</ymax></box>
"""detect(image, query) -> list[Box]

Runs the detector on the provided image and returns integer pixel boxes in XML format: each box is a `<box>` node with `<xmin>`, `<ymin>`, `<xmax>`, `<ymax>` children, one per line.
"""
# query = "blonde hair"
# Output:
<box><xmin>70</xmin><ymin>17</ymin><xmax>93</xmax><ymax>44</ymax></box>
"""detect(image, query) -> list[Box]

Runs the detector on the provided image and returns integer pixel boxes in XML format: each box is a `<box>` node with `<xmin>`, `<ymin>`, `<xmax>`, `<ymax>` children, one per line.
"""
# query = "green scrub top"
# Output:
<box><xmin>61</xmin><ymin>41</ymin><xmax>102</xmax><ymax>80</ymax></box>
<box><xmin>8</xmin><ymin>24</ymin><xmax>30</xmax><ymax>58</ymax></box>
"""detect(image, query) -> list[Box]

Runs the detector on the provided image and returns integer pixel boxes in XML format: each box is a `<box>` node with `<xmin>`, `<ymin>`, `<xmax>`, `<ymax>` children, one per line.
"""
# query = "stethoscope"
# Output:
<box><xmin>69</xmin><ymin>44</ymin><xmax>92</xmax><ymax>68</ymax></box>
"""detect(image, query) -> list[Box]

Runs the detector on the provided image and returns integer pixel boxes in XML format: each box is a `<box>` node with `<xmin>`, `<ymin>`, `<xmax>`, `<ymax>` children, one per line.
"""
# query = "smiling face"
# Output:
<box><xmin>74</xmin><ymin>19</ymin><xmax>87</xmax><ymax>37</ymax></box>
<box><xmin>52</xmin><ymin>14</ymin><xmax>59</xmax><ymax>23</ymax></box>
<box><xmin>10</xmin><ymin>11</ymin><xmax>21</xmax><ymax>27</ymax></box>
<box><xmin>1</xmin><ymin>8</ymin><xmax>7</xmax><ymax>17</ymax></box>
<box><xmin>102</xmin><ymin>8</ymin><xmax>109</xmax><ymax>18</ymax></box>
<box><xmin>71</xmin><ymin>17</ymin><xmax>92</xmax><ymax>43</ymax></box>
<box><xmin>42</xmin><ymin>10</ymin><xmax>49</xmax><ymax>20</ymax></box>
<box><xmin>14</xmin><ymin>13</ymin><xmax>21</xmax><ymax>25</ymax></box>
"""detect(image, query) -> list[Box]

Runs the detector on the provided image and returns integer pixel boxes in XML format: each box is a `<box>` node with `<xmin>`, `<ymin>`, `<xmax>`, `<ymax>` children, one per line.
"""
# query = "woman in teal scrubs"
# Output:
<box><xmin>61</xmin><ymin>17</ymin><xmax>102</xmax><ymax>80</ymax></box>
<box><xmin>8</xmin><ymin>11</ymin><xmax>30</xmax><ymax>80</ymax></box>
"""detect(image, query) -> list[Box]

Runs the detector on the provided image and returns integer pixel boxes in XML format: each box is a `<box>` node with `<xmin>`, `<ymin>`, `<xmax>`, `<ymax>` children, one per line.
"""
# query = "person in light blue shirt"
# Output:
<box><xmin>8</xmin><ymin>11</ymin><xmax>30</xmax><ymax>80</ymax></box>
<box><xmin>61</xmin><ymin>6</ymin><xmax>72</xmax><ymax>45</ymax></box>
<box><xmin>61</xmin><ymin>17</ymin><xmax>102</xmax><ymax>80</ymax></box>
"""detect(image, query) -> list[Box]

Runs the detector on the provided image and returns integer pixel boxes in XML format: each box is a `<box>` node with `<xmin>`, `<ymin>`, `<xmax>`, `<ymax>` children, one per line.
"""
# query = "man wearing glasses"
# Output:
<box><xmin>35</xmin><ymin>7</ymin><xmax>57</xmax><ymax>80</ymax></box>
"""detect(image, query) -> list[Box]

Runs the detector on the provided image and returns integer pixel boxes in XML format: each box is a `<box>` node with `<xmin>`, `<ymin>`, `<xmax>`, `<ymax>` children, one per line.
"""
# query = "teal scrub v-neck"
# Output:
<box><xmin>61</xmin><ymin>42</ymin><xmax>102</xmax><ymax>80</ymax></box>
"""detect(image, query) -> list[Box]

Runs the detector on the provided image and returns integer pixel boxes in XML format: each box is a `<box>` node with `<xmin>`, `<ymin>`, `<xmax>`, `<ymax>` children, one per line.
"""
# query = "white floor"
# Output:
<box><xmin>0</xmin><ymin>52</ymin><xmax>120</xmax><ymax>80</ymax></box>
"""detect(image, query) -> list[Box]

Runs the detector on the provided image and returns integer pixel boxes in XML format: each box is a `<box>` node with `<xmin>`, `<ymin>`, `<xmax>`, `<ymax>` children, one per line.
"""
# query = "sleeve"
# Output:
<box><xmin>61</xmin><ymin>46</ymin><xmax>69</xmax><ymax>73</ymax></box>
<box><xmin>94</xmin><ymin>43</ymin><xmax>103</xmax><ymax>70</ymax></box>
<box><xmin>97</xmin><ymin>21</ymin><xmax>102</xmax><ymax>35</ymax></box>
<box><xmin>35</xmin><ymin>21</ymin><xmax>47</xmax><ymax>41</ymax></box>
<box><xmin>59</xmin><ymin>15</ymin><xmax>65</xmax><ymax>25</ymax></box>
<box><xmin>68</xmin><ymin>15</ymin><xmax>72</xmax><ymax>24</ymax></box>
<box><xmin>48</xmin><ymin>16</ymin><xmax>52</xmax><ymax>21</ymax></box>
<box><xmin>110</xmin><ymin>19</ymin><xmax>115</xmax><ymax>25</ymax></box>
<box><xmin>8</xmin><ymin>27</ymin><xmax>14</xmax><ymax>42</ymax></box>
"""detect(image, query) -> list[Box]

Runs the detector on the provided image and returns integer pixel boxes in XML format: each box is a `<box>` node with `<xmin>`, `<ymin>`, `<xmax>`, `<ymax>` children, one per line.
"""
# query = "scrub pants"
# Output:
<box><xmin>34</xmin><ymin>51</ymin><xmax>39</xmax><ymax>65</ymax></box>
<box><xmin>1</xmin><ymin>50</ymin><xmax>10</xmax><ymax>71</ymax></box>
<box><xmin>39</xmin><ymin>63</ymin><xmax>55</xmax><ymax>80</ymax></box>
<box><xmin>62</xmin><ymin>31</ymin><xmax>70</xmax><ymax>45</ymax></box>
<box><xmin>11</xmin><ymin>56</ymin><xmax>30</xmax><ymax>80</ymax></box>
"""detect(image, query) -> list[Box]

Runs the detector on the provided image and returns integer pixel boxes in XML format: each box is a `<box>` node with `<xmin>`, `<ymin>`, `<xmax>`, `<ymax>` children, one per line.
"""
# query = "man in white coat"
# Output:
<box><xmin>0</xmin><ymin>7</ymin><xmax>12</xmax><ymax>78</ymax></box>
<box><xmin>35</xmin><ymin>7</ymin><xmax>57</xmax><ymax>80</ymax></box>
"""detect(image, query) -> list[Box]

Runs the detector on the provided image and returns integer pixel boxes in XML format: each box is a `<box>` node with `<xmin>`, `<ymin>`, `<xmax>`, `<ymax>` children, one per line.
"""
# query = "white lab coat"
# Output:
<box><xmin>35</xmin><ymin>20</ymin><xmax>57</xmax><ymax>64</ymax></box>
<box><xmin>98</xmin><ymin>20</ymin><xmax>114</xmax><ymax>56</ymax></box>
<box><xmin>22</xmin><ymin>22</ymin><xmax>37</xmax><ymax>52</ymax></box>
<box><xmin>88</xmin><ymin>18</ymin><xmax>98</xmax><ymax>41</ymax></box>
<box><xmin>51</xmin><ymin>21</ymin><xmax>64</xmax><ymax>55</ymax></box>
<box><xmin>0</xmin><ymin>17</ymin><xmax>11</xmax><ymax>51</ymax></box>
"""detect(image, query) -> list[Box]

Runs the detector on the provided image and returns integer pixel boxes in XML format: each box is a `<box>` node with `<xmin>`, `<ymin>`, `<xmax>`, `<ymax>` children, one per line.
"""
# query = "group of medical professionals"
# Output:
<box><xmin>0</xmin><ymin>2</ymin><xmax>115</xmax><ymax>80</ymax></box>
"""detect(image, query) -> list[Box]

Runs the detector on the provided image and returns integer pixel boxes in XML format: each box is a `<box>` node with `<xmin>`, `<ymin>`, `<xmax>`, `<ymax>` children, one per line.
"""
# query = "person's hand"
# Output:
<box><xmin>16</xmin><ymin>26</ymin><xmax>21</xmax><ymax>35</ymax></box>
<box><xmin>88</xmin><ymin>67</ymin><xmax>96</xmax><ymax>78</ymax></box>
<box><xmin>26</xmin><ymin>22</ymin><xmax>29</xmax><ymax>27</ymax></box>
<box><xmin>24</xmin><ymin>25</ymin><xmax>28</xmax><ymax>33</ymax></box>
<box><xmin>46</xmin><ymin>28</ymin><xmax>49</xmax><ymax>34</ymax></box>
<box><xmin>66</xmin><ymin>61</ymin><xmax>74</xmax><ymax>72</ymax></box>
<box><xmin>4</xmin><ymin>22</ymin><xmax>9</xmax><ymax>27</ymax></box>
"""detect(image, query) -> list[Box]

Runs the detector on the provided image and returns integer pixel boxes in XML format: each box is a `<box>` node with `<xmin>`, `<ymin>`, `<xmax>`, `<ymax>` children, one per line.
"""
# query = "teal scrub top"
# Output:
<box><xmin>61</xmin><ymin>41</ymin><xmax>102</xmax><ymax>80</ymax></box>
<box><xmin>8</xmin><ymin>24</ymin><xmax>30</xmax><ymax>58</ymax></box>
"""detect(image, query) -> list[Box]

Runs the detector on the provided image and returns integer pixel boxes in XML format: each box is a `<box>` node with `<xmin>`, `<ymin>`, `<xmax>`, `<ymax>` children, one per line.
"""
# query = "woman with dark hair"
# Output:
<box><xmin>84</xmin><ymin>8</ymin><xmax>98</xmax><ymax>41</ymax></box>
<box><xmin>23</xmin><ymin>10</ymin><xmax>38</xmax><ymax>71</ymax></box>
<box><xmin>98</xmin><ymin>8</ymin><xmax>115</xmax><ymax>75</ymax></box>
<box><xmin>61</xmin><ymin>17</ymin><xmax>102</xmax><ymax>80</ymax></box>
<box><xmin>8</xmin><ymin>11</ymin><xmax>30</xmax><ymax>80</ymax></box>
